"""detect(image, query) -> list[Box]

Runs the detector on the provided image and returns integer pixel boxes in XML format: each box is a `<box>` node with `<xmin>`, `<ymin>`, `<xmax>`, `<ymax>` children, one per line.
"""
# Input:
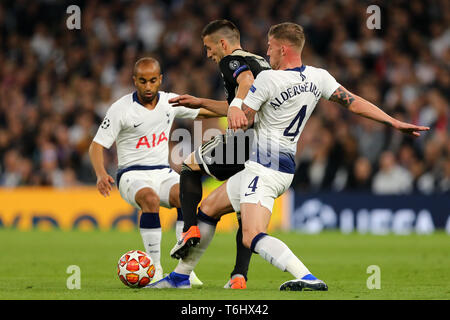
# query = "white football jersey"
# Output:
<box><xmin>93</xmin><ymin>91</ymin><xmax>199</xmax><ymax>169</ymax></box>
<box><xmin>243</xmin><ymin>65</ymin><xmax>340</xmax><ymax>173</ymax></box>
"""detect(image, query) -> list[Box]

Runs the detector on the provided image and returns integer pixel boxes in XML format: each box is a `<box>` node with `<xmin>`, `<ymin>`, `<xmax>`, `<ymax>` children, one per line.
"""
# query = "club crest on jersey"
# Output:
<box><xmin>136</xmin><ymin>132</ymin><xmax>168</xmax><ymax>149</ymax></box>
<box><xmin>228</xmin><ymin>60</ymin><xmax>240</xmax><ymax>70</ymax></box>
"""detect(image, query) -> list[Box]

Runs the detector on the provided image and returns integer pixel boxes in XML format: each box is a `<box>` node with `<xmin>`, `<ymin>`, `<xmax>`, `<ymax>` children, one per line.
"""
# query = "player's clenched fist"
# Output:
<box><xmin>96</xmin><ymin>174</ymin><xmax>115</xmax><ymax>197</ymax></box>
<box><xmin>169</xmin><ymin>94</ymin><xmax>203</xmax><ymax>109</ymax></box>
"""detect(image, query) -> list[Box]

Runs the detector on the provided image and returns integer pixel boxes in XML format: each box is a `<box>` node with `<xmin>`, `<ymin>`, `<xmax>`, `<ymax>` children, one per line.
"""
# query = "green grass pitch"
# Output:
<box><xmin>0</xmin><ymin>229</ymin><xmax>448</xmax><ymax>300</ymax></box>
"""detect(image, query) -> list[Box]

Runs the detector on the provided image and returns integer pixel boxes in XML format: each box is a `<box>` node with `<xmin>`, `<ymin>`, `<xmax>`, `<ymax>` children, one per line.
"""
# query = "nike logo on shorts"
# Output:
<box><xmin>134</xmin><ymin>123</ymin><xmax>143</xmax><ymax>128</ymax></box>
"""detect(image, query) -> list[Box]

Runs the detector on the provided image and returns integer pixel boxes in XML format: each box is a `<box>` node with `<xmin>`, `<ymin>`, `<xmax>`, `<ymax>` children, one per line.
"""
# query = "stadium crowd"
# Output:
<box><xmin>0</xmin><ymin>0</ymin><xmax>448</xmax><ymax>194</ymax></box>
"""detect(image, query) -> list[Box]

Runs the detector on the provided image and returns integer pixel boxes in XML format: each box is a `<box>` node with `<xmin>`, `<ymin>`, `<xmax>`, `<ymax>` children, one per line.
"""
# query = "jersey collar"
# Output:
<box><xmin>284</xmin><ymin>65</ymin><xmax>306</xmax><ymax>72</ymax></box>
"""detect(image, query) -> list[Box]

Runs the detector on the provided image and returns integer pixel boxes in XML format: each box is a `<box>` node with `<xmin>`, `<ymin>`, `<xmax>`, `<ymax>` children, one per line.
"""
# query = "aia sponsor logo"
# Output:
<box><xmin>136</xmin><ymin>132</ymin><xmax>168</xmax><ymax>149</ymax></box>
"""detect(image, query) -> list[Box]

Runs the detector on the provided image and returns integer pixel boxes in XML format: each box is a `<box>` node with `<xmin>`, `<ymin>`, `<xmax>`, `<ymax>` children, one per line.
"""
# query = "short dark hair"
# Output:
<box><xmin>201</xmin><ymin>19</ymin><xmax>240</xmax><ymax>43</ymax></box>
<box><xmin>133</xmin><ymin>57</ymin><xmax>161</xmax><ymax>76</ymax></box>
<box><xmin>269</xmin><ymin>22</ymin><xmax>305</xmax><ymax>52</ymax></box>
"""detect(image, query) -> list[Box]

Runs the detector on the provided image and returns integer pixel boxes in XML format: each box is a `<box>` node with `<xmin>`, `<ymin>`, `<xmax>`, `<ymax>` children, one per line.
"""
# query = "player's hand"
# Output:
<box><xmin>227</xmin><ymin>106</ymin><xmax>248</xmax><ymax>131</ymax></box>
<box><xmin>96</xmin><ymin>174</ymin><xmax>115</xmax><ymax>197</ymax></box>
<box><xmin>393</xmin><ymin>120</ymin><xmax>430</xmax><ymax>137</ymax></box>
<box><xmin>169</xmin><ymin>94</ymin><xmax>202</xmax><ymax>109</ymax></box>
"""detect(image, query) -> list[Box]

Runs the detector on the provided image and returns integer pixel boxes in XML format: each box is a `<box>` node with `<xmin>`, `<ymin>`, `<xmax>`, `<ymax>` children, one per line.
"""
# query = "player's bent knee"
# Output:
<box><xmin>198</xmin><ymin>202</ymin><xmax>221</xmax><ymax>220</ymax></box>
<box><xmin>135</xmin><ymin>189</ymin><xmax>160</xmax><ymax>211</ymax></box>
<box><xmin>144</xmin><ymin>192</ymin><xmax>160</xmax><ymax>206</ymax></box>
<box><xmin>170</xmin><ymin>196</ymin><xmax>181</xmax><ymax>209</ymax></box>
<box><xmin>244</xmin><ymin>232</ymin><xmax>268</xmax><ymax>253</ymax></box>
<box><xmin>199</xmin><ymin>190</ymin><xmax>232</xmax><ymax>219</ymax></box>
<box><xmin>198</xmin><ymin>195</ymin><xmax>214</xmax><ymax>214</ymax></box>
<box><xmin>242</xmin><ymin>230</ymin><xmax>259</xmax><ymax>250</ymax></box>
<box><xmin>169</xmin><ymin>184</ymin><xmax>181</xmax><ymax>208</ymax></box>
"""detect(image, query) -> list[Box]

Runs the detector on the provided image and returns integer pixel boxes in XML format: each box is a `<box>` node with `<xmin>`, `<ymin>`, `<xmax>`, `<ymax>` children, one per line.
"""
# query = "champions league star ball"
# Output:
<box><xmin>117</xmin><ymin>250</ymin><xmax>155</xmax><ymax>288</ymax></box>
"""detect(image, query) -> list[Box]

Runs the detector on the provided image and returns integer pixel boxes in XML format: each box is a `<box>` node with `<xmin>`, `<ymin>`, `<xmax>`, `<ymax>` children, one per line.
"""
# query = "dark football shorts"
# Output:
<box><xmin>194</xmin><ymin>130</ymin><xmax>253</xmax><ymax>181</ymax></box>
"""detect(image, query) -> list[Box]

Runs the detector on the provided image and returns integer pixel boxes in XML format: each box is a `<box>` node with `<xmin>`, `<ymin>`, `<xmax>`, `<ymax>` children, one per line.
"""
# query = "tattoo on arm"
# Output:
<box><xmin>330</xmin><ymin>86</ymin><xmax>396</xmax><ymax>128</ymax></box>
<box><xmin>242</xmin><ymin>104</ymin><xmax>256</xmax><ymax>127</ymax></box>
<box><xmin>329</xmin><ymin>86</ymin><xmax>355</xmax><ymax>108</ymax></box>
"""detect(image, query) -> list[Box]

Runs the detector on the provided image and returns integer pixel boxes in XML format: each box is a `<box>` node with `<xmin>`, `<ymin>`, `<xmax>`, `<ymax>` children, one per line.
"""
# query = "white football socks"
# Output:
<box><xmin>175</xmin><ymin>220</ymin><xmax>216</xmax><ymax>275</ymax></box>
<box><xmin>253</xmin><ymin>234</ymin><xmax>311</xmax><ymax>279</ymax></box>
<box><xmin>140</xmin><ymin>227</ymin><xmax>162</xmax><ymax>272</ymax></box>
<box><xmin>175</xmin><ymin>220</ymin><xmax>184</xmax><ymax>241</ymax></box>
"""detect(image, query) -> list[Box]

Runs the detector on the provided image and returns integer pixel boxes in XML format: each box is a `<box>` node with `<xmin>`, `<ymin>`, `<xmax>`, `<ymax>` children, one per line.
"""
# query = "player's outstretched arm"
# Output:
<box><xmin>196</xmin><ymin>108</ymin><xmax>225</xmax><ymax>119</ymax></box>
<box><xmin>169</xmin><ymin>94</ymin><xmax>228</xmax><ymax>116</ymax></box>
<box><xmin>329</xmin><ymin>86</ymin><xmax>430</xmax><ymax>137</ymax></box>
<box><xmin>88</xmin><ymin>141</ymin><xmax>115</xmax><ymax>197</ymax></box>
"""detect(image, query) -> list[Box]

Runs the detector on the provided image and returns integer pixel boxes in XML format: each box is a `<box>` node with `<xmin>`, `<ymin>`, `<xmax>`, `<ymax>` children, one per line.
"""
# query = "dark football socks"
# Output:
<box><xmin>230</xmin><ymin>216</ymin><xmax>252</xmax><ymax>281</ymax></box>
<box><xmin>179</xmin><ymin>164</ymin><xmax>203</xmax><ymax>232</ymax></box>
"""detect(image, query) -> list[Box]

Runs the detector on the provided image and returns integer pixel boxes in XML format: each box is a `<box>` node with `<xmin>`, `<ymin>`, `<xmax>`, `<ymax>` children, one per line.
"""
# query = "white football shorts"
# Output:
<box><xmin>118</xmin><ymin>168</ymin><xmax>179</xmax><ymax>209</ymax></box>
<box><xmin>226</xmin><ymin>161</ymin><xmax>293</xmax><ymax>213</ymax></box>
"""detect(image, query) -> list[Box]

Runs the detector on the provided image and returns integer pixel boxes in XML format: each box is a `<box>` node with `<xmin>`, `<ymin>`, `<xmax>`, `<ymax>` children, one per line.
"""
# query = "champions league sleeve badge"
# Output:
<box><xmin>101</xmin><ymin>117</ymin><xmax>110</xmax><ymax>129</ymax></box>
<box><xmin>228</xmin><ymin>60</ymin><xmax>240</xmax><ymax>70</ymax></box>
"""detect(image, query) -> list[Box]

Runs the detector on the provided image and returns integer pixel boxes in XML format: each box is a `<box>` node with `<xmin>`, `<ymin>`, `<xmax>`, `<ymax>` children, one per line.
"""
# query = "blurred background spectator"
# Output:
<box><xmin>0</xmin><ymin>0</ymin><xmax>448</xmax><ymax>194</ymax></box>
<box><xmin>372</xmin><ymin>150</ymin><xmax>413</xmax><ymax>194</ymax></box>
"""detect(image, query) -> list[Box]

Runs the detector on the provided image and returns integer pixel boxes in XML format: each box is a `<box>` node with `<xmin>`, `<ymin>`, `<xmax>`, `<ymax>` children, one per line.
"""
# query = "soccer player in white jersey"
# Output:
<box><xmin>88</xmin><ymin>57</ymin><xmax>220</xmax><ymax>284</ymax></box>
<box><xmin>149</xmin><ymin>23</ymin><xmax>429</xmax><ymax>290</ymax></box>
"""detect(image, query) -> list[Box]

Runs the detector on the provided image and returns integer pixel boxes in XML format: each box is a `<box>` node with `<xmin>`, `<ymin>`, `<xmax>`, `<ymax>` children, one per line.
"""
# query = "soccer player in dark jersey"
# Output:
<box><xmin>150</xmin><ymin>22</ymin><xmax>429</xmax><ymax>291</ymax></box>
<box><xmin>168</xmin><ymin>20</ymin><xmax>270</xmax><ymax>289</ymax></box>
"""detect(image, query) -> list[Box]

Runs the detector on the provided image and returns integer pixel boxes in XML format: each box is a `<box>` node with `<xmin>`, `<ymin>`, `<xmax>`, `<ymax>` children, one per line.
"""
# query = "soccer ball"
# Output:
<box><xmin>117</xmin><ymin>250</ymin><xmax>155</xmax><ymax>288</ymax></box>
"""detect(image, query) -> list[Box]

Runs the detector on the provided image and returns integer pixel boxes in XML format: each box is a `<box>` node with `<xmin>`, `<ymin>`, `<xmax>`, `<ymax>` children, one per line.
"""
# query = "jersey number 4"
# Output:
<box><xmin>244</xmin><ymin>176</ymin><xmax>259</xmax><ymax>196</ymax></box>
<box><xmin>283</xmin><ymin>104</ymin><xmax>307</xmax><ymax>140</ymax></box>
